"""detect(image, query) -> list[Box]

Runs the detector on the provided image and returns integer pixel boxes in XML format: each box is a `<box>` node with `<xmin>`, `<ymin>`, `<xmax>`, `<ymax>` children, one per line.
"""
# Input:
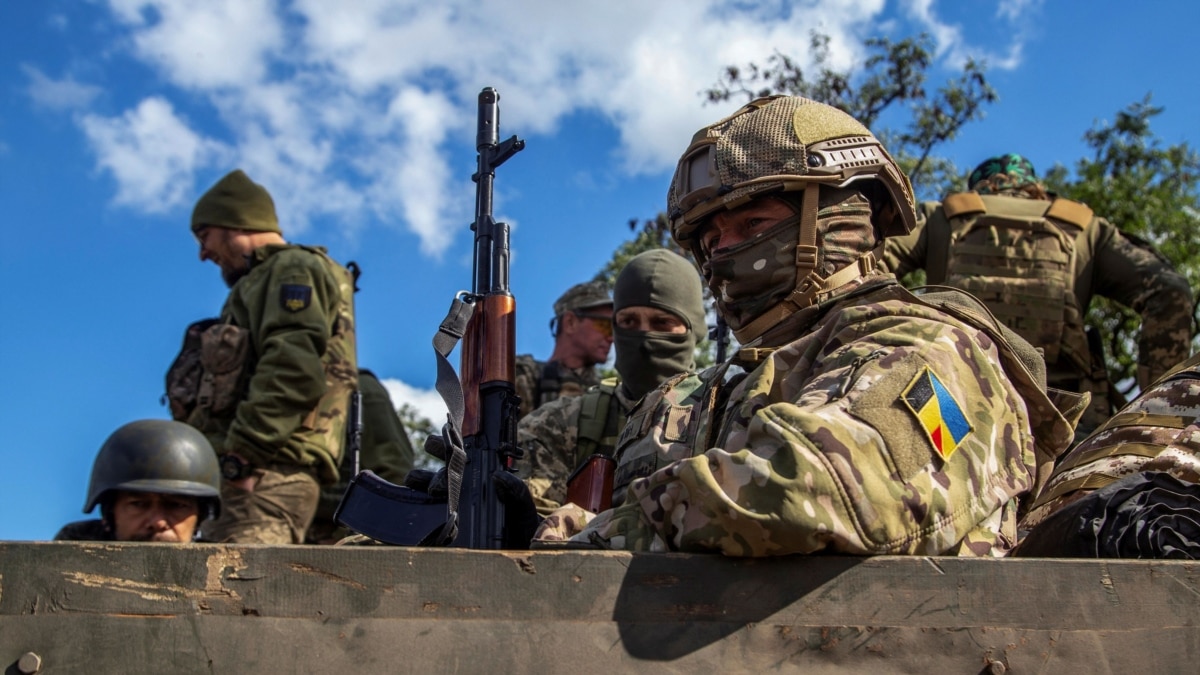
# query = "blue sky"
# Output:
<box><xmin>3</xmin><ymin>0</ymin><xmax>1198</xmax><ymax>540</ymax></box>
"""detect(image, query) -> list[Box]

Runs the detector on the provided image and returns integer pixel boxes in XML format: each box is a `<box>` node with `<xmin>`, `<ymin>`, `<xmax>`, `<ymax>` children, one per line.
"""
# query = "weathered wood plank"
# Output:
<box><xmin>2</xmin><ymin>542</ymin><xmax>1198</xmax><ymax>673</ymax></box>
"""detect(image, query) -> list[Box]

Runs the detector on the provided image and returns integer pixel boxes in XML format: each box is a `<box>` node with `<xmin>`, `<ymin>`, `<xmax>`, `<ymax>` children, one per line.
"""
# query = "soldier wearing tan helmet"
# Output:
<box><xmin>536</xmin><ymin>96</ymin><xmax>1079</xmax><ymax>556</ymax></box>
<box><xmin>56</xmin><ymin>420</ymin><xmax>222</xmax><ymax>543</ymax></box>
<box><xmin>884</xmin><ymin>153</ymin><xmax>1193</xmax><ymax>440</ymax></box>
<box><xmin>514</xmin><ymin>280</ymin><xmax>614</xmax><ymax>419</ymax></box>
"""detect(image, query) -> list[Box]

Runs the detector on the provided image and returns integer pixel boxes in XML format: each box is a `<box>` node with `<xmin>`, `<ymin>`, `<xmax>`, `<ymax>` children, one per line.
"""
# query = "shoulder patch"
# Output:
<box><xmin>901</xmin><ymin>366</ymin><xmax>972</xmax><ymax>460</ymax></box>
<box><xmin>281</xmin><ymin>284</ymin><xmax>313</xmax><ymax>312</ymax></box>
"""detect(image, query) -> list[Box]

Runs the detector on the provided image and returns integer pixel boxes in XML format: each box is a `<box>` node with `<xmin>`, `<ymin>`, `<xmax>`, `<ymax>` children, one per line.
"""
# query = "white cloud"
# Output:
<box><xmin>80</xmin><ymin>97</ymin><xmax>229</xmax><ymax>212</ymax></box>
<box><xmin>902</xmin><ymin>0</ymin><xmax>1034</xmax><ymax>70</ymax></box>
<box><xmin>76</xmin><ymin>0</ymin><xmax>1027</xmax><ymax>253</ymax></box>
<box><xmin>22</xmin><ymin>65</ymin><xmax>102</xmax><ymax>111</ymax></box>
<box><xmin>107</xmin><ymin>0</ymin><xmax>284</xmax><ymax>89</ymax></box>
<box><xmin>379</xmin><ymin>378</ymin><xmax>449</xmax><ymax>427</ymax></box>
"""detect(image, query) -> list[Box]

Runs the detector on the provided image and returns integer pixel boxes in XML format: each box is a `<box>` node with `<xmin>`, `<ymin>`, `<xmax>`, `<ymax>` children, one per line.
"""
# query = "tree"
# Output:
<box><xmin>600</xmin><ymin>30</ymin><xmax>999</xmax><ymax>358</ymax></box>
<box><xmin>1043</xmin><ymin>96</ymin><xmax>1200</xmax><ymax>393</ymax></box>
<box><xmin>704</xmin><ymin>32</ymin><xmax>996</xmax><ymax>201</ymax></box>
<box><xmin>398</xmin><ymin>402</ymin><xmax>440</xmax><ymax>470</ymax></box>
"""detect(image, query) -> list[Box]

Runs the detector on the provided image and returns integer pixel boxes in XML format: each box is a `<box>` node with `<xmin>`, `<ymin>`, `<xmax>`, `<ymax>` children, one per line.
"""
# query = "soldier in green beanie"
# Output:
<box><xmin>167</xmin><ymin>169</ymin><xmax>358</xmax><ymax>544</ymax></box>
<box><xmin>518</xmin><ymin>249</ymin><xmax>706</xmax><ymax>515</ymax></box>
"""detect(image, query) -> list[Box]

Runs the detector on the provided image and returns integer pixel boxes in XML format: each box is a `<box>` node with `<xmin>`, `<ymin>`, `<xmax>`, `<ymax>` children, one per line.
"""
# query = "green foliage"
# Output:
<box><xmin>704</xmin><ymin>32</ymin><xmax>996</xmax><ymax>201</ymax></box>
<box><xmin>397</xmin><ymin>402</ymin><xmax>441</xmax><ymax>470</ymax></box>
<box><xmin>1043</xmin><ymin>96</ymin><xmax>1200</xmax><ymax>392</ymax></box>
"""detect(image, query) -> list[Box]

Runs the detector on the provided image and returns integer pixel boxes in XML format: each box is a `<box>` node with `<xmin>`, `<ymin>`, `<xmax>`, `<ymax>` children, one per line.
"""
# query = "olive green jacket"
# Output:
<box><xmin>218</xmin><ymin>244</ymin><xmax>358</xmax><ymax>484</ymax></box>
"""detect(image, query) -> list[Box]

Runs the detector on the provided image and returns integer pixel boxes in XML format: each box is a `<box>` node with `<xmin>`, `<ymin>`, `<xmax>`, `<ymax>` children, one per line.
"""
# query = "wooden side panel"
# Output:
<box><xmin>2</xmin><ymin>543</ymin><xmax>1199</xmax><ymax>673</ymax></box>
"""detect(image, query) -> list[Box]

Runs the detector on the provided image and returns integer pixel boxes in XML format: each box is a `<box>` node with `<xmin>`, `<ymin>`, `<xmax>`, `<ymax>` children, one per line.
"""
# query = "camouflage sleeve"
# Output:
<box><xmin>881</xmin><ymin>201</ymin><xmax>936</xmax><ymax>279</ymax></box>
<box><xmin>517</xmin><ymin>395</ymin><xmax>584</xmax><ymax>516</ymax></box>
<box><xmin>514</xmin><ymin>354</ymin><xmax>539</xmax><ymax>419</ymax></box>
<box><xmin>226</xmin><ymin>251</ymin><xmax>340</xmax><ymax>467</ymax></box>
<box><xmin>574</xmin><ymin>306</ymin><xmax>1037</xmax><ymax>557</ymax></box>
<box><xmin>1090</xmin><ymin>220</ymin><xmax>1194</xmax><ymax>387</ymax></box>
<box><xmin>358</xmin><ymin>370</ymin><xmax>415</xmax><ymax>484</ymax></box>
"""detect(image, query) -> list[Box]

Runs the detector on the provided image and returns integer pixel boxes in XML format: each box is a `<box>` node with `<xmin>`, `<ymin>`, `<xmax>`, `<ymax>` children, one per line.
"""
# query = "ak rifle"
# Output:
<box><xmin>333</xmin><ymin>87</ymin><xmax>525</xmax><ymax>548</ymax></box>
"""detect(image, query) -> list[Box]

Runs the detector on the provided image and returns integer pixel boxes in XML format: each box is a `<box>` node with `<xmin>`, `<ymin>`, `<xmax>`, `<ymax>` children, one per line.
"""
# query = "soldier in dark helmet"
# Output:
<box><xmin>55</xmin><ymin>420</ymin><xmax>222</xmax><ymax>543</ymax></box>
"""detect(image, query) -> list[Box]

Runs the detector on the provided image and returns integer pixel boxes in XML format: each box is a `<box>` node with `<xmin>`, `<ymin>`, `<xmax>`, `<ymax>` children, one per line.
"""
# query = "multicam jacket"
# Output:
<box><xmin>1020</xmin><ymin>352</ymin><xmax>1200</xmax><ymax>534</ymax></box>
<box><xmin>885</xmin><ymin>194</ymin><xmax>1193</xmax><ymax>435</ymax></box>
<box><xmin>193</xmin><ymin>244</ymin><xmax>358</xmax><ymax>485</ymax></box>
<box><xmin>514</xmin><ymin>355</ymin><xmax>601</xmax><ymax>419</ymax></box>
<box><xmin>564</xmin><ymin>279</ymin><xmax>1076</xmax><ymax>556</ymax></box>
<box><xmin>518</xmin><ymin>379</ymin><xmax>637</xmax><ymax>515</ymax></box>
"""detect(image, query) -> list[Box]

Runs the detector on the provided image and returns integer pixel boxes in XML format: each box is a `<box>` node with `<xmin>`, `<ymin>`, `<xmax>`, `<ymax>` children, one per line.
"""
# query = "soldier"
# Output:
<box><xmin>519</xmin><ymin>249</ymin><xmax>706</xmax><ymax>515</ymax></box>
<box><xmin>56</xmin><ymin>420</ymin><xmax>222</xmax><ymax>543</ymax></box>
<box><xmin>514</xmin><ymin>280</ymin><xmax>614</xmax><ymax>418</ymax></box>
<box><xmin>1017</xmin><ymin>352</ymin><xmax>1200</xmax><ymax>558</ymax></box>
<box><xmin>168</xmin><ymin>169</ymin><xmax>358</xmax><ymax>544</ymax></box>
<box><xmin>307</xmin><ymin>369</ymin><xmax>416</xmax><ymax>544</ymax></box>
<box><xmin>883</xmin><ymin>153</ymin><xmax>1193</xmax><ymax>438</ymax></box>
<box><xmin>536</xmin><ymin>96</ymin><xmax>1078</xmax><ymax>555</ymax></box>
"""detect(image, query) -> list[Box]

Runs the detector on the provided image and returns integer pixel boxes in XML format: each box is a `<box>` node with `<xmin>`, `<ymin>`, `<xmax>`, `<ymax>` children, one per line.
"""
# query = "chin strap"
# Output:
<box><xmin>732</xmin><ymin>184</ymin><xmax>883</xmax><ymax>345</ymax></box>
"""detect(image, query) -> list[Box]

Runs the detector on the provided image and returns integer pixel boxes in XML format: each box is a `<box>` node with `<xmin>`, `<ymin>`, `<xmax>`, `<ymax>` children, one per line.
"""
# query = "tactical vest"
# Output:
<box><xmin>611</xmin><ymin>367</ymin><xmax>739</xmax><ymax>501</ymax></box>
<box><xmin>575</xmin><ymin>378</ymin><xmax>623</xmax><ymax>463</ymax></box>
<box><xmin>926</xmin><ymin>193</ymin><xmax>1095</xmax><ymax>378</ymax></box>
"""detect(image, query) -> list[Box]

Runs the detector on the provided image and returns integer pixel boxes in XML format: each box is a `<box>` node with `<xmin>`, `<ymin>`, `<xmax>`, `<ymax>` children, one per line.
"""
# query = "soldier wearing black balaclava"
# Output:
<box><xmin>517</xmin><ymin>249</ymin><xmax>706</xmax><ymax>515</ymax></box>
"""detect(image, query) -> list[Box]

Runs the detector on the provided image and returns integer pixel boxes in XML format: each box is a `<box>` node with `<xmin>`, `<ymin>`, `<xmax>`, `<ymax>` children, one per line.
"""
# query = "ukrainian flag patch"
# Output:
<box><xmin>280</xmin><ymin>284</ymin><xmax>312</xmax><ymax>312</ymax></box>
<box><xmin>901</xmin><ymin>366</ymin><xmax>972</xmax><ymax>460</ymax></box>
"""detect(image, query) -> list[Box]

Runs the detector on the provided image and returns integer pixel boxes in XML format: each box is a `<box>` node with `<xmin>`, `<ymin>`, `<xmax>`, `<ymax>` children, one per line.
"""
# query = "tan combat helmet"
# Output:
<box><xmin>666</xmin><ymin>95</ymin><xmax>917</xmax><ymax>342</ymax></box>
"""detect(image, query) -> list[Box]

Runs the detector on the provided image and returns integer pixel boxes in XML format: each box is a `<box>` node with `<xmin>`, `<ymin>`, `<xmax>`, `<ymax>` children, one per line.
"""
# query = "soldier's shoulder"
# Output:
<box><xmin>520</xmin><ymin>392</ymin><xmax>584</xmax><ymax>432</ymax></box>
<box><xmin>54</xmin><ymin>519</ymin><xmax>111</xmax><ymax>542</ymax></box>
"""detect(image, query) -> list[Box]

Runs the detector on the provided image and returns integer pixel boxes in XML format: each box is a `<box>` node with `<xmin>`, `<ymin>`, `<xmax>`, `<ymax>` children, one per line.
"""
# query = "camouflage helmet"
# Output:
<box><xmin>667</xmin><ymin>95</ymin><xmax>915</xmax><ymax>245</ymax></box>
<box><xmin>666</xmin><ymin>96</ymin><xmax>915</xmax><ymax>344</ymax></box>
<box><xmin>84</xmin><ymin>419</ymin><xmax>222</xmax><ymax>520</ymax></box>
<box><xmin>968</xmin><ymin>153</ymin><xmax>1041</xmax><ymax>195</ymax></box>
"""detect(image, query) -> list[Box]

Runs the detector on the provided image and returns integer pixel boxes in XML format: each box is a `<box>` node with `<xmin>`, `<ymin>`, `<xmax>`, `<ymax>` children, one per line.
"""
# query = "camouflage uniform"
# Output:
<box><xmin>519</xmin><ymin>380</ymin><xmax>638</xmax><ymax>515</ymax></box>
<box><xmin>1019</xmin><ymin>352</ymin><xmax>1200</xmax><ymax>553</ymax></box>
<box><xmin>307</xmin><ymin>369</ymin><xmax>415</xmax><ymax>543</ymax></box>
<box><xmin>519</xmin><ymin>250</ymin><xmax>707</xmax><ymax>516</ymax></box>
<box><xmin>536</xmin><ymin>97</ymin><xmax>1077</xmax><ymax>556</ymax></box>
<box><xmin>514</xmin><ymin>280</ymin><xmax>612</xmax><ymax>418</ymax></box>
<box><xmin>181</xmin><ymin>170</ymin><xmax>358</xmax><ymax>545</ymax></box>
<box><xmin>514</xmin><ymin>356</ymin><xmax>601</xmax><ymax>420</ymax></box>
<box><xmin>884</xmin><ymin>154</ymin><xmax>1193</xmax><ymax>436</ymax></box>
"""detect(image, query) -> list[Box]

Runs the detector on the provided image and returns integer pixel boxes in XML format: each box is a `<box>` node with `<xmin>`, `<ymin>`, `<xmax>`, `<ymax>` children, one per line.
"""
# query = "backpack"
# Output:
<box><xmin>926</xmin><ymin>193</ymin><xmax>1095</xmax><ymax>376</ymax></box>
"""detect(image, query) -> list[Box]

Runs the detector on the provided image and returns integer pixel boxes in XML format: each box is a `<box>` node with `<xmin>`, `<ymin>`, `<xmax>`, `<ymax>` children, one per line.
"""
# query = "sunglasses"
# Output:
<box><xmin>574</xmin><ymin>311</ymin><xmax>613</xmax><ymax>338</ymax></box>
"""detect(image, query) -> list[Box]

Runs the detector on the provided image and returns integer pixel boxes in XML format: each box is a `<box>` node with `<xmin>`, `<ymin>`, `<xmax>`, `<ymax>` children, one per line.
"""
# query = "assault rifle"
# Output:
<box><xmin>334</xmin><ymin>87</ymin><xmax>526</xmax><ymax>548</ymax></box>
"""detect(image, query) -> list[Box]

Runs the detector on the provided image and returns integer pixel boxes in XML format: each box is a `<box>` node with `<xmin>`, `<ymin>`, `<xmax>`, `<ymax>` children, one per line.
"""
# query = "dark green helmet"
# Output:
<box><xmin>84</xmin><ymin>419</ymin><xmax>222</xmax><ymax>519</ymax></box>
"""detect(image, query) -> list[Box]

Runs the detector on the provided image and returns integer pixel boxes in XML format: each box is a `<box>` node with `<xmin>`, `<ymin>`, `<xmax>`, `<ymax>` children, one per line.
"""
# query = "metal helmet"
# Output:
<box><xmin>665</xmin><ymin>96</ymin><xmax>917</xmax><ymax>344</ymax></box>
<box><xmin>84</xmin><ymin>419</ymin><xmax>222</xmax><ymax>519</ymax></box>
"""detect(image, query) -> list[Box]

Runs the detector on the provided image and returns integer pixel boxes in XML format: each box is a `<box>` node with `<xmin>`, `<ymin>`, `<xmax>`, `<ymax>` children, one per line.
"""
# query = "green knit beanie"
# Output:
<box><xmin>191</xmin><ymin>169</ymin><xmax>281</xmax><ymax>234</ymax></box>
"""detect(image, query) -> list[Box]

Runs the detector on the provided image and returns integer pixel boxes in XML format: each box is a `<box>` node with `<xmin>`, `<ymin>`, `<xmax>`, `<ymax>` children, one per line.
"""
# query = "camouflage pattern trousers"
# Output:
<box><xmin>205</xmin><ymin>465</ymin><xmax>320</xmax><ymax>544</ymax></box>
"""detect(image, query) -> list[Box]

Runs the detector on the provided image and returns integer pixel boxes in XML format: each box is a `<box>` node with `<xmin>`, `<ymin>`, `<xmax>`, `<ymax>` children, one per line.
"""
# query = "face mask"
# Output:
<box><xmin>614</xmin><ymin>326</ymin><xmax>696</xmax><ymax>401</ymax></box>
<box><xmin>700</xmin><ymin>214</ymin><xmax>801</xmax><ymax>332</ymax></box>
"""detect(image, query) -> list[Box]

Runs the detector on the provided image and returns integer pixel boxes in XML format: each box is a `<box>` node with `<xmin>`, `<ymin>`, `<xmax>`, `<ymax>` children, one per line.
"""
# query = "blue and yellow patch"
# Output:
<box><xmin>901</xmin><ymin>366</ymin><xmax>972</xmax><ymax>460</ymax></box>
<box><xmin>280</xmin><ymin>284</ymin><xmax>312</xmax><ymax>312</ymax></box>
